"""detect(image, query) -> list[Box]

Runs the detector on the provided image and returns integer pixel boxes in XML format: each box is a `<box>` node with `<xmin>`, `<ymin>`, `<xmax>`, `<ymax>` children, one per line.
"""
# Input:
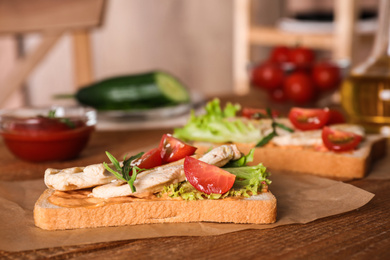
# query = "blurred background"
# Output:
<box><xmin>0</xmin><ymin>0</ymin><xmax>379</xmax><ymax>109</ymax></box>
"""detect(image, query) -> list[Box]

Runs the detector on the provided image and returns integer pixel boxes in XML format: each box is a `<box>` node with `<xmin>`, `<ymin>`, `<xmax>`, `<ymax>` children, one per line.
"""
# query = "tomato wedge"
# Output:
<box><xmin>288</xmin><ymin>107</ymin><xmax>330</xmax><ymax>130</ymax></box>
<box><xmin>241</xmin><ymin>107</ymin><xmax>280</xmax><ymax>119</ymax></box>
<box><xmin>159</xmin><ymin>134</ymin><xmax>197</xmax><ymax>163</ymax></box>
<box><xmin>184</xmin><ymin>156</ymin><xmax>236</xmax><ymax>194</ymax></box>
<box><xmin>322</xmin><ymin>126</ymin><xmax>362</xmax><ymax>152</ymax></box>
<box><xmin>133</xmin><ymin>148</ymin><xmax>163</xmax><ymax>169</ymax></box>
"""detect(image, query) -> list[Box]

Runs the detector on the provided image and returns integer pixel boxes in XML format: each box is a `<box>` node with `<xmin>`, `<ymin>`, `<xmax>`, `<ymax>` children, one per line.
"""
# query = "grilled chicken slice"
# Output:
<box><xmin>92</xmin><ymin>144</ymin><xmax>242</xmax><ymax>198</ymax></box>
<box><xmin>198</xmin><ymin>144</ymin><xmax>241</xmax><ymax>167</ymax></box>
<box><xmin>92</xmin><ymin>164</ymin><xmax>185</xmax><ymax>198</ymax></box>
<box><xmin>44</xmin><ymin>144</ymin><xmax>241</xmax><ymax>196</ymax></box>
<box><xmin>45</xmin><ymin>164</ymin><xmax>117</xmax><ymax>191</ymax></box>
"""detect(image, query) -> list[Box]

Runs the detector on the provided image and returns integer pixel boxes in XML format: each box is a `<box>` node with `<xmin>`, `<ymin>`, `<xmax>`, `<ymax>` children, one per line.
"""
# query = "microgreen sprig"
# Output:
<box><xmin>103</xmin><ymin>151</ymin><xmax>144</xmax><ymax>193</ymax></box>
<box><xmin>255</xmin><ymin>108</ymin><xmax>294</xmax><ymax>147</ymax></box>
<box><xmin>47</xmin><ymin>109</ymin><xmax>76</xmax><ymax>128</ymax></box>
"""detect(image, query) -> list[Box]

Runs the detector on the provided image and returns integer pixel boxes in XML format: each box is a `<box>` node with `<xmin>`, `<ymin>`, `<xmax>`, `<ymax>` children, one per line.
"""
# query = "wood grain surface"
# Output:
<box><xmin>1</xmin><ymin>92</ymin><xmax>390</xmax><ymax>259</ymax></box>
<box><xmin>1</xmin><ymin>179</ymin><xmax>389</xmax><ymax>259</ymax></box>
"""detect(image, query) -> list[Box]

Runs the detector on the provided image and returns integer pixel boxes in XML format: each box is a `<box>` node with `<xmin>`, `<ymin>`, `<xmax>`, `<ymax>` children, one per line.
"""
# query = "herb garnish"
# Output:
<box><xmin>48</xmin><ymin>110</ymin><xmax>56</xmax><ymax>118</ymax></box>
<box><xmin>47</xmin><ymin>109</ymin><xmax>76</xmax><ymax>129</ymax></box>
<box><xmin>251</xmin><ymin>112</ymin><xmax>268</xmax><ymax>119</ymax></box>
<box><xmin>103</xmin><ymin>152</ymin><xmax>144</xmax><ymax>192</ymax></box>
<box><xmin>255</xmin><ymin>108</ymin><xmax>294</xmax><ymax>147</ymax></box>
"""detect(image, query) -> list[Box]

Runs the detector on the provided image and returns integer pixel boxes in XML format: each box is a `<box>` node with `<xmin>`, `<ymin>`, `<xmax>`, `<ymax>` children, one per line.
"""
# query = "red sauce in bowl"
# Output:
<box><xmin>1</xmin><ymin>115</ymin><xmax>95</xmax><ymax>162</ymax></box>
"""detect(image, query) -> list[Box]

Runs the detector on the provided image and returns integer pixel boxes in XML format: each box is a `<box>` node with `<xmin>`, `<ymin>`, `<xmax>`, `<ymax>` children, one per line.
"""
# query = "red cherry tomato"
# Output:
<box><xmin>159</xmin><ymin>134</ymin><xmax>197</xmax><ymax>163</ymax></box>
<box><xmin>242</xmin><ymin>107</ymin><xmax>280</xmax><ymax>119</ymax></box>
<box><xmin>288</xmin><ymin>107</ymin><xmax>330</xmax><ymax>130</ymax></box>
<box><xmin>270</xmin><ymin>46</ymin><xmax>290</xmax><ymax>63</ymax></box>
<box><xmin>133</xmin><ymin>148</ymin><xmax>163</xmax><ymax>169</ymax></box>
<box><xmin>283</xmin><ymin>72</ymin><xmax>315</xmax><ymax>104</ymax></box>
<box><xmin>289</xmin><ymin>47</ymin><xmax>315</xmax><ymax>68</ymax></box>
<box><xmin>252</xmin><ymin>62</ymin><xmax>284</xmax><ymax>90</ymax></box>
<box><xmin>322</xmin><ymin>126</ymin><xmax>362</xmax><ymax>152</ymax></box>
<box><xmin>327</xmin><ymin>109</ymin><xmax>346</xmax><ymax>125</ymax></box>
<box><xmin>184</xmin><ymin>156</ymin><xmax>236</xmax><ymax>194</ymax></box>
<box><xmin>312</xmin><ymin>62</ymin><xmax>341</xmax><ymax>91</ymax></box>
<box><xmin>268</xmin><ymin>88</ymin><xmax>288</xmax><ymax>103</ymax></box>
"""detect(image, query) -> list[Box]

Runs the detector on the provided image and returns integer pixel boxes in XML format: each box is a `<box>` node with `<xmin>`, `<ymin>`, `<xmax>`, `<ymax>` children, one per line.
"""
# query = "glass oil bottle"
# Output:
<box><xmin>341</xmin><ymin>0</ymin><xmax>390</xmax><ymax>136</ymax></box>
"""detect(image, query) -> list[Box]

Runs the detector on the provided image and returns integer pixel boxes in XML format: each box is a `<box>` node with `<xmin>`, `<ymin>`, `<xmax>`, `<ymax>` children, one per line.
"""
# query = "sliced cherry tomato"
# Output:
<box><xmin>159</xmin><ymin>134</ymin><xmax>197</xmax><ymax>163</ymax></box>
<box><xmin>269</xmin><ymin>46</ymin><xmax>290</xmax><ymax>63</ymax></box>
<box><xmin>252</xmin><ymin>62</ymin><xmax>284</xmax><ymax>90</ymax></box>
<box><xmin>283</xmin><ymin>72</ymin><xmax>315</xmax><ymax>104</ymax></box>
<box><xmin>184</xmin><ymin>156</ymin><xmax>236</xmax><ymax>194</ymax></box>
<box><xmin>322</xmin><ymin>126</ymin><xmax>362</xmax><ymax>152</ymax></box>
<box><xmin>241</xmin><ymin>107</ymin><xmax>280</xmax><ymax>119</ymax></box>
<box><xmin>312</xmin><ymin>62</ymin><xmax>341</xmax><ymax>91</ymax></box>
<box><xmin>288</xmin><ymin>107</ymin><xmax>330</xmax><ymax>130</ymax></box>
<box><xmin>133</xmin><ymin>148</ymin><xmax>163</xmax><ymax>169</ymax></box>
<box><xmin>288</xmin><ymin>46</ymin><xmax>315</xmax><ymax>68</ymax></box>
<box><xmin>327</xmin><ymin>109</ymin><xmax>346</xmax><ymax>125</ymax></box>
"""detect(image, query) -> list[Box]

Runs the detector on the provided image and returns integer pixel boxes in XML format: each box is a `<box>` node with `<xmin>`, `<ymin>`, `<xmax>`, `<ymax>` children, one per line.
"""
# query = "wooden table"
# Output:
<box><xmin>1</xmin><ymin>93</ymin><xmax>390</xmax><ymax>259</ymax></box>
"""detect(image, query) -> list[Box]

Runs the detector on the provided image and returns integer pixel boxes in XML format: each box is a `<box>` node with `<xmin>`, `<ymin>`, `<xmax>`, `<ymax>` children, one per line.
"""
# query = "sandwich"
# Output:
<box><xmin>34</xmin><ymin>134</ymin><xmax>276</xmax><ymax>230</ymax></box>
<box><xmin>173</xmin><ymin>99</ymin><xmax>387</xmax><ymax>179</ymax></box>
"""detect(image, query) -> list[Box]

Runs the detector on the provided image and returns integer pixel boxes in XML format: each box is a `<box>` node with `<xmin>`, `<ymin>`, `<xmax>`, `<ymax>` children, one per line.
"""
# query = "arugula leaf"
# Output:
<box><xmin>273</xmin><ymin>121</ymin><xmax>294</xmax><ymax>133</ymax></box>
<box><xmin>128</xmin><ymin>167</ymin><xmax>140</xmax><ymax>192</ymax></box>
<box><xmin>106</xmin><ymin>151</ymin><xmax>122</xmax><ymax>172</ymax></box>
<box><xmin>103</xmin><ymin>151</ymin><xmax>144</xmax><ymax>193</ymax></box>
<box><xmin>255</xmin><ymin>108</ymin><xmax>294</xmax><ymax>147</ymax></box>
<box><xmin>223</xmin><ymin>148</ymin><xmax>254</xmax><ymax>167</ymax></box>
<box><xmin>255</xmin><ymin>131</ymin><xmax>277</xmax><ymax>147</ymax></box>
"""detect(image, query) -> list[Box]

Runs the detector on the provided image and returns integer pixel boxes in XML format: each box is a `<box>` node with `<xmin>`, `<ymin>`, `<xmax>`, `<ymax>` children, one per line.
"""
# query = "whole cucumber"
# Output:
<box><xmin>76</xmin><ymin>71</ymin><xmax>190</xmax><ymax>110</ymax></box>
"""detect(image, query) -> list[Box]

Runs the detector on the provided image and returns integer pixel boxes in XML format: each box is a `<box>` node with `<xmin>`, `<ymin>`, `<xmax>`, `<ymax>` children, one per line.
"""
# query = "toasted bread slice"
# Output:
<box><xmin>34</xmin><ymin>189</ymin><xmax>277</xmax><ymax>230</ymax></box>
<box><xmin>193</xmin><ymin>135</ymin><xmax>387</xmax><ymax>180</ymax></box>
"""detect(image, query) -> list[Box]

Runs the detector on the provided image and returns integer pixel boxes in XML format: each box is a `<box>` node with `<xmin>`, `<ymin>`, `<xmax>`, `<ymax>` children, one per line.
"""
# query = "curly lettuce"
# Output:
<box><xmin>158</xmin><ymin>160</ymin><xmax>271</xmax><ymax>201</ymax></box>
<box><xmin>224</xmin><ymin>164</ymin><xmax>270</xmax><ymax>196</ymax></box>
<box><xmin>173</xmin><ymin>98</ymin><xmax>261</xmax><ymax>143</ymax></box>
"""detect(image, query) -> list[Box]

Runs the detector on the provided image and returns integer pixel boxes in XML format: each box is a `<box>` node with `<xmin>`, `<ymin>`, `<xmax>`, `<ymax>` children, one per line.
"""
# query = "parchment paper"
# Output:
<box><xmin>0</xmin><ymin>171</ymin><xmax>374</xmax><ymax>252</ymax></box>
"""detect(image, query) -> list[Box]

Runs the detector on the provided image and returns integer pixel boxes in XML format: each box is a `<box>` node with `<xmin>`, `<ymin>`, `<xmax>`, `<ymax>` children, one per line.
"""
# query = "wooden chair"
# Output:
<box><xmin>0</xmin><ymin>0</ymin><xmax>106</xmax><ymax>106</ymax></box>
<box><xmin>232</xmin><ymin>0</ymin><xmax>371</xmax><ymax>95</ymax></box>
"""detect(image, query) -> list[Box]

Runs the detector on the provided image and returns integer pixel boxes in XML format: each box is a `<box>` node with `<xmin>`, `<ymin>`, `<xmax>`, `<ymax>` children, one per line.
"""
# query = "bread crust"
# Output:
<box><xmin>194</xmin><ymin>135</ymin><xmax>387</xmax><ymax>180</ymax></box>
<box><xmin>34</xmin><ymin>189</ymin><xmax>277</xmax><ymax>230</ymax></box>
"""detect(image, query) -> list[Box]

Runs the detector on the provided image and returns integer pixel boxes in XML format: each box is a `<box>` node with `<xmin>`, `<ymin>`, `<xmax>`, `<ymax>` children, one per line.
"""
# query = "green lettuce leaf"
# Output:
<box><xmin>173</xmin><ymin>98</ymin><xmax>261</xmax><ymax>143</ymax></box>
<box><xmin>224</xmin><ymin>163</ymin><xmax>271</xmax><ymax>196</ymax></box>
<box><xmin>158</xmin><ymin>162</ymin><xmax>271</xmax><ymax>201</ymax></box>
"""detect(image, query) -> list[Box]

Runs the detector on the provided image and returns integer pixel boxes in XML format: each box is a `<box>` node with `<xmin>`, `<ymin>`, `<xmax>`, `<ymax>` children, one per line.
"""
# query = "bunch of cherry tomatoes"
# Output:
<box><xmin>251</xmin><ymin>46</ymin><xmax>341</xmax><ymax>105</ymax></box>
